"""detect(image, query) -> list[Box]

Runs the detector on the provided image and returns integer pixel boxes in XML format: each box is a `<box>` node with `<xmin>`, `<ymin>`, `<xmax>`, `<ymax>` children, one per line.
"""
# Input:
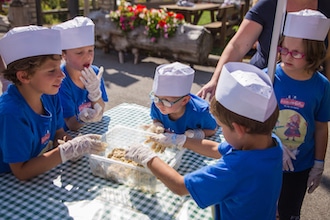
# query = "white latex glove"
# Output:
<box><xmin>78</xmin><ymin>103</ymin><xmax>103</xmax><ymax>123</ymax></box>
<box><xmin>125</xmin><ymin>144</ymin><xmax>157</xmax><ymax>167</ymax></box>
<box><xmin>282</xmin><ymin>145</ymin><xmax>296</xmax><ymax>171</ymax></box>
<box><xmin>80</xmin><ymin>66</ymin><xmax>104</xmax><ymax>102</ymax></box>
<box><xmin>307</xmin><ymin>160</ymin><xmax>324</xmax><ymax>193</ymax></box>
<box><xmin>140</xmin><ymin>122</ymin><xmax>165</xmax><ymax>134</ymax></box>
<box><xmin>184</xmin><ymin>129</ymin><xmax>205</xmax><ymax>139</ymax></box>
<box><xmin>59</xmin><ymin>134</ymin><xmax>107</xmax><ymax>163</ymax></box>
<box><xmin>145</xmin><ymin>133</ymin><xmax>186</xmax><ymax>151</ymax></box>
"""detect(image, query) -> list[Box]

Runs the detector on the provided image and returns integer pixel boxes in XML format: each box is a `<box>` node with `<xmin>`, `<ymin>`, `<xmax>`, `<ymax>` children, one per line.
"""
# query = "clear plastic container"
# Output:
<box><xmin>89</xmin><ymin>125</ymin><xmax>185</xmax><ymax>193</ymax></box>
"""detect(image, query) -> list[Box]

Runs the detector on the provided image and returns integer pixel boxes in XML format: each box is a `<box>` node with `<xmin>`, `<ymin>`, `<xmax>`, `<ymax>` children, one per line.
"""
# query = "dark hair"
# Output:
<box><xmin>279</xmin><ymin>35</ymin><xmax>326</xmax><ymax>73</ymax></box>
<box><xmin>3</xmin><ymin>54</ymin><xmax>61</xmax><ymax>85</ymax></box>
<box><xmin>210</xmin><ymin>97</ymin><xmax>279</xmax><ymax>135</ymax></box>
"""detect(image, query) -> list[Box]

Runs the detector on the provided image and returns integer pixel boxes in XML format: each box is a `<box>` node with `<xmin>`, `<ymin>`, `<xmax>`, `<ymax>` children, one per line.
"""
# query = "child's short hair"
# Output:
<box><xmin>210</xmin><ymin>97</ymin><xmax>279</xmax><ymax>134</ymax></box>
<box><xmin>279</xmin><ymin>36</ymin><xmax>326</xmax><ymax>72</ymax></box>
<box><xmin>3</xmin><ymin>55</ymin><xmax>61</xmax><ymax>85</ymax></box>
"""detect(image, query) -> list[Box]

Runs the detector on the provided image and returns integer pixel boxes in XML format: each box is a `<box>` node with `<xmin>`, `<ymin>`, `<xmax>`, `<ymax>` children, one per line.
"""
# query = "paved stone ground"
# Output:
<box><xmin>0</xmin><ymin>45</ymin><xmax>329</xmax><ymax>219</ymax></box>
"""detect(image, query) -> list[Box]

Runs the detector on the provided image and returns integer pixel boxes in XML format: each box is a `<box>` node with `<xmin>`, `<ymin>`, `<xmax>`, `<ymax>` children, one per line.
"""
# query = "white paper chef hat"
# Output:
<box><xmin>152</xmin><ymin>62</ymin><xmax>195</xmax><ymax>96</ymax></box>
<box><xmin>215</xmin><ymin>62</ymin><xmax>277</xmax><ymax>122</ymax></box>
<box><xmin>283</xmin><ymin>9</ymin><xmax>330</xmax><ymax>41</ymax></box>
<box><xmin>52</xmin><ymin>16</ymin><xmax>95</xmax><ymax>50</ymax></box>
<box><xmin>0</xmin><ymin>25</ymin><xmax>62</xmax><ymax>65</ymax></box>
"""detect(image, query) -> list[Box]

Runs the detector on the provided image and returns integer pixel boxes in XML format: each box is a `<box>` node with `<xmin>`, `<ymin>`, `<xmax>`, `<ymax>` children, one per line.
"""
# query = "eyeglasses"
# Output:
<box><xmin>150</xmin><ymin>93</ymin><xmax>186</xmax><ymax>108</ymax></box>
<box><xmin>277</xmin><ymin>46</ymin><xmax>305</xmax><ymax>59</ymax></box>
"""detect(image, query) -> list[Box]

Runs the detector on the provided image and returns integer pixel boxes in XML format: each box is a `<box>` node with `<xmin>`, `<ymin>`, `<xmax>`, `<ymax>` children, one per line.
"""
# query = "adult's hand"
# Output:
<box><xmin>196</xmin><ymin>80</ymin><xmax>217</xmax><ymax>101</ymax></box>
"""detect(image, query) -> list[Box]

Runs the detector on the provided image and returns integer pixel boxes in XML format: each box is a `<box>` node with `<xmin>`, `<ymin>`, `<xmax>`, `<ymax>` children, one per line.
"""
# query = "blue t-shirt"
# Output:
<box><xmin>150</xmin><ymin>94</ymin><xmax>217</xmax><ymax>134</ymax></box>
<box><xmin>59</xmin><ymin>64</ymin><xmax>108</xmax><ymax>130</ymax></box>
<box><xmin>184</xmin><ymin>134</ymin><xmax>283</xmax><ymax>220</ymax></box>
<box><xmin>245</xmin><ymin>0</ymin><xmax>277</xmax><ymax>69</ymax></box>
<box><xmin>0</xmin><ymin>85</ymin><xmax>64</xmax><ymax>173</ymax></box>
<box><xmin>272</xmin><ymin>64</ymin><xmax>330</xmax><ymax>171</ymax></box>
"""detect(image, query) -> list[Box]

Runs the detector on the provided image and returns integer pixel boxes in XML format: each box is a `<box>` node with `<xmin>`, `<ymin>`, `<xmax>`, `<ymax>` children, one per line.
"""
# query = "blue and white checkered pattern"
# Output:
<box><xmin>0</xmin><ymin>103</ymin><xmax>220</xmax><ymax>219</ymax></box>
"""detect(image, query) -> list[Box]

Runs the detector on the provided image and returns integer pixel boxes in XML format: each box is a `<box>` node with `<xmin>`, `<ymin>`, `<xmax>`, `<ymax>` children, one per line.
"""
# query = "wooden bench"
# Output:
<box><xmin>203</xmin><ymin>2</ymin><xmax>245</xmax><ymax>48</ymax></box>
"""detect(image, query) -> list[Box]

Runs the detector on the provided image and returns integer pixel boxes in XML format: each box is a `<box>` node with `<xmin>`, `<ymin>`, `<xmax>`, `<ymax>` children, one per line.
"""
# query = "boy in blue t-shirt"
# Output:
<box><xmin>0</xmin><ymin>26</ymin><xmax>106</xmax><ymax>180</ymax></box>
<box><xmin>52</xmin><ymin>16</ymin><xmax>108</xmax><ymax>131</ymax></box>
<box><xmin>145</xmin><ymin>62</ymin><xmax>217</xmax><ymax>143</ymax></box>
<box><xmin>126</xmin><ymin>62</ymin><xmax>283</xmax><ymax>220</ymax></box>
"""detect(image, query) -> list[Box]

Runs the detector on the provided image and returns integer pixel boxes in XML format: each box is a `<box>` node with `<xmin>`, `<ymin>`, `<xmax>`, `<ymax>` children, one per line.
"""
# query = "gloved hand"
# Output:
<box><xmin>59</xmin><ymin>134</ymin><xmax>107</xmax><ymax>163</ymax></box>
<box><xmin>184</xmin><ymin>129</ymin><xmax>205</xmax><ymax>139</ymax></box>
<box><xmin>145</xmin><ymin>133</ymin><xmax>186</xmax><ymax>151</ymax></box>
<box><xmin>307</xmin><ymin>160</ymin><xmax>324</xmax><ymax>193</ymax></box>
<box><xmin>80</xmin><ymin>66</ymin><xmax>104</xmax><ymax>102</ymax></box>
<box><xmin>125</xmin><ymin>144</ymin><xmax>157</xmax><ymax>167</ymax></box>
<box><xmin>282</xmin><ymin>145</ymin><xmax>296</xmax><ymax>171</ymax></box>
<box><xmin>78</xmin><ymin>103</ymin><xmax>103</xmax><ymax>123</ymax></box>
<box><xmin>140</xmin><ymin>122</ymin><xmax>165</xmax><ymax>134</ymax></box>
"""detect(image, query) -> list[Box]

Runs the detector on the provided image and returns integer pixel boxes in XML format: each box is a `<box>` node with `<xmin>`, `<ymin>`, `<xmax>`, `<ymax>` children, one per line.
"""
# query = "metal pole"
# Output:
<box><xmin>35</xmin><ymin>0</ymin><xmax>43</xmax><ymax>25</ymax></box>
<box><xmin>267</xmin><ymin>0</ymin><xmax>287</xmax><ymax>82</ymax></box>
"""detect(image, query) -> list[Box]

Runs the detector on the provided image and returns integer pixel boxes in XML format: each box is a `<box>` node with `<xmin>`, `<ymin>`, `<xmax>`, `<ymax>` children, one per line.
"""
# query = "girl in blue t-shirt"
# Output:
<box><xmin>269</xmin><ymin>10</ymin><xmax>330</xmax><ymax>220</ymax></box>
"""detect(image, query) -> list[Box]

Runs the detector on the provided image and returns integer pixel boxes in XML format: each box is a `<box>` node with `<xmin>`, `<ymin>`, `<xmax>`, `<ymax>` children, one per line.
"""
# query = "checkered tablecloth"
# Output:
<box><xmin>0</xmin><ymin>103</ymin><xmax>221</xmax><ymax>220</ymax></box>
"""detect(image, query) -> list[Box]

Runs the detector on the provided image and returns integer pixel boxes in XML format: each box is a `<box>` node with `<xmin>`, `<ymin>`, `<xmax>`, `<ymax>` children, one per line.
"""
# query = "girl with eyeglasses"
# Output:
<box><xmin>269</xmin><ymin>10</ymin><xmax>330</xmax><ymax>220</ymax></box>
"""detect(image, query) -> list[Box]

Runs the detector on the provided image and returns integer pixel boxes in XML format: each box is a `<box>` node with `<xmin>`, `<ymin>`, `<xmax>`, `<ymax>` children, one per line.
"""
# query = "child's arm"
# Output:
<box><xmin>184</xmin><ymin>138</ymin><xmax>221</xmax><ymax>159</ymax></box>
<box><xmin>125</xmin><ymin>144</ymin><xmax>189</xmax><ymax>195</ymax></box>
<box><xmin>9</xmin><ymin>134</ymin><xmax>106</xmax><ymax>181</ymax></box>
<box><xmin>147</xmin><ymin>133</ymin><xmax>221</xmax><ymax>159</ymax></box>
<box><xmin>9</xmin><ymin>147</ymin><xmax>62</xmax><ymax>181</ymax></box>
<box><xmin>307</xmin><ymin>121</ymin><xmax>328</xmax><ymax>193</ymax></box>
<box><xmin>65</xmin><ymin>116</ymin><xmax>85</xmax><ymax>131</ymax></box>
<box><xmin>148</xmin><ymin>157</ymin><xmax>188</xmax><ymax>195</ymax></box>
<box><xmin>314</xmin><ymin>121</ymin><xmax>328</xmax><ymax>161</ymax></box>
<box><xmin>203</xmin><ymin>128</ymin><xmax>217</xmax><ymax>137</ymax></box>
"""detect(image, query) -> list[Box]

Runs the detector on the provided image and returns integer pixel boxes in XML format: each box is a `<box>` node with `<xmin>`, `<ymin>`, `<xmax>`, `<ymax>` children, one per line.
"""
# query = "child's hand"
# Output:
<box><xmin>307</xmin><ymin>160</ymin><xmax>324</xmax><ymax>193</ymax></box>
<box><xmin>140</xmin><ymin>122</ymin><xmax>165</xmax><ymax>134</ymax></box>
<box><xmin>145</xmin><ymin>133</ymin><xmax>186</xmax><ymax>151</ymax></box>
<box><xmin>78</xmin><ymin>103</ymin><xmax>103</xmax><ymax>123</ymax></box>
<box><xmin>80</xmin><ymin>66</ymin><xmax>104</xmax><ymax>102</ymax></box>
<box><xmin>125</xmin><ymin>144</ymin><xmax>157</xmax><ymax>167</ymax></box>
<box><xmin>59</xmin><ymin>134</ymin><xmax>107</xmax><ymax>163</ymax></box>
<box><xmin>282</xmin><ymin>145</ymin><xmax>296</xmax><ymax>171</ymax></box>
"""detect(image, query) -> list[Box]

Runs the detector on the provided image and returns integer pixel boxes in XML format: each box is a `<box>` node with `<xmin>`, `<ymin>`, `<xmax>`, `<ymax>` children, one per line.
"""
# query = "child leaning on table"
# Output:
<box><xmin>126</xmin><ymin>62</ymin><xmax>283</xmax><ymax>220</ymax></box>
<box><xmin>0</xmin><ymin>26</ymin><xmax>106</xmax><ymax>180</ymax></box>
<box><xmin>52</xmin><ymin>16</ymin><xmax>108</xmax><ymax>131</ymax></box>
<box><xmin>269</xmin><ymin>10</ymin><xmax>330</xmax><ymax>220</ymax></box>
<box><xmin>144</xmin><ymin>62</ymin><xmax>217</xmax><ymax>140</ymax></box>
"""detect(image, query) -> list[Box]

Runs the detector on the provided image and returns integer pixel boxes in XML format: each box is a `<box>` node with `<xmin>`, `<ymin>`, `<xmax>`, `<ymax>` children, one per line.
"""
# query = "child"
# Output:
<box><xmin>52</xmin><ymin>16</ymin><xmax>108</xmax><ymax>131</ymax></box>
<box><xmin>126</xmin><ymin>62</ymin><xmax>283</xmax><ymax>220</ymax></box>
<box><xmin>0</xmin><ymin>26</ymin><xmax>106</xmax><ymax>180</ymax></box>
<box><xmin>270</xmin><ymin>10</ymin><xmax>330</xmax><ymax>220</ymax></box>
<box><xmin>146</xmin><ymin>62</ymin><xmax>217</xmax><ymax>140</ymax></box>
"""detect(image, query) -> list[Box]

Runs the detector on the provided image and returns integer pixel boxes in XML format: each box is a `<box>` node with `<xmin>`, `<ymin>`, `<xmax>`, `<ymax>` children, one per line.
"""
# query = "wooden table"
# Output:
<box><xmin>160</xmin><ymin>3</ymin><xmax>221</xmax><ymax>24</ymax></box>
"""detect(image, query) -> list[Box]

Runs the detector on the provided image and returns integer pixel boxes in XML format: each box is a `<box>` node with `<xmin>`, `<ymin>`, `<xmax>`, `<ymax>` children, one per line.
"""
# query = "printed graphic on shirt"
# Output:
<box><xmin>274</xmin><ymin>109</ymin><xmax>307</xmax><ymax>156</ymax></box>
<box><xmin>38</xmin><ymin>140</ymin><xmax>53</xmax><ymax>156</ymax></box>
